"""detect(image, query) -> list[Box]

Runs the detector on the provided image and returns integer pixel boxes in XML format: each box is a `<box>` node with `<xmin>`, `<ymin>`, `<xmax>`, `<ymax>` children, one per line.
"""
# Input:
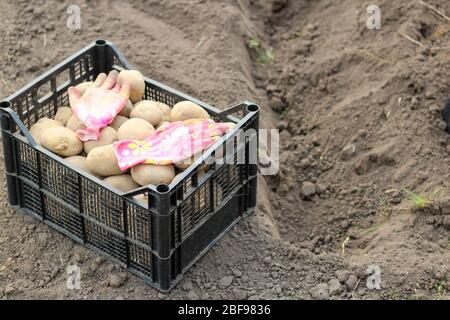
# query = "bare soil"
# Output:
<box><xmin>0</xmin><ymin>0</ymin><xmax>450</xmax><ymax>300</ymax></box>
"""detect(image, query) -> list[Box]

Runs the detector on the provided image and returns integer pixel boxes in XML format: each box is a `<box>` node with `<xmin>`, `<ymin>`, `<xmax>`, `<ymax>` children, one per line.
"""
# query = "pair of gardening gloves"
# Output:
<box><xmin>68</xmin><ymin>71</ymin><xmax>232</xmax><ymax>170</ymax></box>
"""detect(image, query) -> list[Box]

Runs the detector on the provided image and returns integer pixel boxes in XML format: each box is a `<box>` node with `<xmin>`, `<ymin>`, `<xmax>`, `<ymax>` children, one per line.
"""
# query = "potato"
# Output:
<box><xmin>119</xmin><ymin>100</ymin><xmax>133</xmax><ymax>117</ymax></box>
<box><xmin>172</xmin><ymin>170</ymin><xmax>205</xmax><ymax>184</ymax></box>
<box><xmin>103</xmin><ymin>174</ymin><xmax>139</xmax><ymax>192</ymax></box>
<box><xmin>156</xmin><ymin>121</ymin><xmax>170</xmax><ymax>130</ymax></box>
<box><xmin>54</xmin><ymin>107</ymin><xmax>73</xmax><ymax>126</ymax></box>
<box><xmin>133</xmin><ymin>193</ymin><xmax>149</xmax><ymax>205</ymax></box>
<box><xmin>156</xmin><ymin>102</ymin><xmax>171</xmax><ymax>122</ymax></box>
<box><xmin>170</xmin><ymin>101</ymin><xmax>210</xmax><ymax>122</ymax></box>
<box><xmin>174</xmin><ymin>157</ymin><xmax>193</xmax><ymax>170</ymax></box>
<box><xmin>64</xmin><ymin>155</ymin><xmax>98</xmax><ymax>177</ymax></box>
<box><xmin>37</xmin><ymin>117</ymin><xmax>56</xmax><ymax>124</ymax></box>
<box><xmin>30</xmin><ymin>118</ymin><xmax>63</xmax><ymax>145</ymax></box>
<box><xmin>41</xmin><ymin>127</ymin><xmax>83</xmax><ymax>156</ymax></box>
<box><xmin>86</xmin><ymin>144</ymin><xmax>122</xmax><ymax>177</ymax></box>
<box><xmin>66</xmin><ymin>114</ymin><xmax>86</xmax><ymax>132</ymax></box>
<box><xmin>174</xmin><ymin>152</ymin><xmax>205</xmax><ymax>170</ymax></box>
<box><xmin>117</xmin><ymin>118</ymin><xmax>155</xmax><ymax>140</ymax></box>
<box><xmin>83</xmin><ymin>126</ymin><xmax>118</xmax><ymax>154</ymax></box>
<box><xmin>131</xmin><ymin>164</ymin><xmax>175</xmax><ymax>186</ymax></box>
<box><xmin>172</xmin><ymin>172</ymin><xmax>183</xmax><ymax>184</ymax></box>
<box><xmin>117</xmin><ymin>70</ymin><xmax>145</xmax><ymax>103</ymax></box>
<box><xmin>76</xmin><ymin>81</ymin><xmax>94</xmax><ymax>95</ymax></box>
<box><xmin>130</xmin><ymin>100</ymin><xmax>163</xmax><ymax>127</ymax></box>
<box><xmin>109</xmin><ymin>115</ymin><xmax>128</xmax><ymax>131</ymax></box>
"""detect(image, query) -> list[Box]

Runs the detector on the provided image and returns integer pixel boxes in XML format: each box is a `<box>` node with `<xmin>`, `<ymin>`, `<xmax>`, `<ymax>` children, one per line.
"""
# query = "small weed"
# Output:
<box><xmin>402</xmin><ymin>188</ymin><xmax>440</xmax><ymax>210</ymax></box>
<box><xmin>247</xmin><ymin>36</ymin><xmax>260</xmax><ymax>49</ymax></box>
<box><xmin>247</xmin><ymin>36</ymin><xmax>275</xmax><ymax>65</ymax></box>
<box><xmin>433</xmin><ymin>280</ymin><xmax>447</xmax><ymax>299</ymax></box>
<box><xmin>280</xmin><ymin>107</ymin><xmax>290</xmax><ymax>118</ymax></box>
<box><xmin>294</xmin><ymin>30</ymin><xmax>303</xmax><ymax>38</ymax></box>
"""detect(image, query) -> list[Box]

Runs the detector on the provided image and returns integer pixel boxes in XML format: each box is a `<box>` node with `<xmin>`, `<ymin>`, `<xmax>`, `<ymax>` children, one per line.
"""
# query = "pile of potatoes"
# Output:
<box><xmin>30</xmin><ymin>70</ymin><xmax>213</xmax><ymax>203</ymax></box>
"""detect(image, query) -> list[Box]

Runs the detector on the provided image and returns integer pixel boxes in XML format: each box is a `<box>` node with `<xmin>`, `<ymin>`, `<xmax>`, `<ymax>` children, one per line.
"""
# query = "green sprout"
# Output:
<box><xmin>433</xmin><ymin>281</ymin><xmax>447</xmax><ymax>299</ymax></box>
<box><xmin>402</xmin><ymin>189</ymin><xmax>438</xmax><ymax>210</ymax></box>
<box><xmin>247</xmin><ymin>36</ymin><xmax>260</xmax><ymax>49</ymax></box>
<box><xmin>247</xmin><ymin>36</ymin><xmax>275</xmax><ymax>65</ymax></box>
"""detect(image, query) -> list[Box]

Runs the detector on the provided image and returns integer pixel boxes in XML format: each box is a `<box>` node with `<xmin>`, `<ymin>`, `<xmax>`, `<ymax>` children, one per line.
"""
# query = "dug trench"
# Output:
<box><xmin>251</xmin><ymin>0</ymin><xmax>450</xmax><ymax>299</ymax></box>
<box><xmin>0</xmin><ymin>0</ymin><xmax>449</xmax><ymax>300</ymax></box>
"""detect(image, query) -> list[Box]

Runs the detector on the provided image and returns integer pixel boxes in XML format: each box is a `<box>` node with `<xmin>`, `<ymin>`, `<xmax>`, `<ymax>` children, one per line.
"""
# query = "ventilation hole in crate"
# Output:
<box><xmin>144</xmin><ymin>84</ymin><xmax>180</xmax><ymax>107</ymax></box>
<box><xmin>229</xmin><ymin>164</ymin><xmax>241</xmax><ymax>192</ymax></box>
<box><xmin>56</xmin><ymin>68</ymin><xmax>71</xmax><ymax>90</ymax></box>
<box><xmin>214</xmin><ymin>179</ymin><xmax>225</xmax><ymax>209</ymax></box>
<box><xmin>24</xmin><ymin>92</ymin><xmax>36</xmax><ymax>126</ymax></box>
<box><xmin>36</xmin><ymin>99</ymin><xmax>55</xmax><ymax>122</ymax></box>
<box><xmin>83</xmin><ymin>180</ymin><xmax>124</xmax><ymax>231</ymax></box>
<box><xmin>41</xmin><ymin>155</ymin><xmax>79</xmax><ymax>209</ymax></box>
<box><xmin>229</xmin><ymin>110</ymin><xmax>244</xmax><ymax>119</ymax></box>
<box><xmin>182</xmin><ymin>176</ymin><xmax>193</xmax><ymax>193</ymax></box>
<box><xmin>214</xmin><ymin>164</ymin><xmax>241</xmax><ymax>202</ymax></box>
<box><xmin>36</xmin><ymin>82</ymin><xmax>52</xmax><ymax>104</ymax></box>
<box><xmin>85</xmin><ymin>220</ymin><xmax>127</xmax><ymax>262</ymax></box>
<box><xmin>179</xmin><ymin>167</ymin><xmax>202</xmax><ymax>194</ymax></box>
<box><xmin>21</xmin><ymin>182</ymin><xmax>41</xmax><ymax>216</ymax></box>
<box><xmin>180</xmin><ymin>183</ymin><xmax>212</xmax><ymax>238</ymax></box>
<box><xmin>72</xmin><ymin>60</ymin><xmax>83</xmax><ymax>80</ymax></box>
<box><xmin>111</xmin><ymin>53</ymin><xmax>127</xmax><ymax>69</ymax></box>
<box><xmin>214</xmin><ymin>165</ymin><xmax>228</xmax><ymax>197</ymax></box>
<box><xmin>84</xmin><ymin>53</ymin><xmax>94</xmax><ymax>73</ymax></box>
<box><xmin>129</xmin><ymin>243</ymin><xmax>153</xmax><ymax>277</ymax></box>
<box><xmin>56</xmin><ymin>91</ymin><xmax>69</xmax><ymax>109</ymax></box>
<box><xmin>127</xmin><ymin>202</ymin><xmax>152</xmax><ymax>245</ymax></box>
<box><xmin>44</xmin><ymin>195</ymin><xmax>83</xmax><ymax>239</ymax></box>
<box><xmin>17</xmin><ymin>140</ymin><xmax>39</xmax><ymax>183</ymax></box>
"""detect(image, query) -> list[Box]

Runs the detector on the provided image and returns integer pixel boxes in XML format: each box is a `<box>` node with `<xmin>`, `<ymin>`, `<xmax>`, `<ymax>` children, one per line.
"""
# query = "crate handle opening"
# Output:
<box><xmin>0</xmin><ymin>101</ymin><xmax>12</xmax><ymax>109</ymax></box>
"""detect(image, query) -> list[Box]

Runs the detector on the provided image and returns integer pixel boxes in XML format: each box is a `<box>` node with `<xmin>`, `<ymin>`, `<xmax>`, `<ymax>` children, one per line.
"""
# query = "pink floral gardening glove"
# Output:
<box><xmin>68</xmin><ymin>70</ymin><xmax>130</xmax><ymax>141</ymax></box>
<box><xmin>113</xmin><ymin>119</ymin><xmax>234</xmax><ymax>170</ymax></box>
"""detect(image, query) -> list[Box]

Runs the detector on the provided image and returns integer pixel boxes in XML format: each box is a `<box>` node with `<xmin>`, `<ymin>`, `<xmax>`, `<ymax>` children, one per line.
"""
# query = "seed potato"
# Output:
<box><xmin>131</xmin><ymin>164</ymin><xmax>175</xmax><ymax>186</ymax></box>
<box><xmin>130</xmin><ymin>100</ymin><xmax>163</xmax><ymax>127</ymax></box>
<box><xmin>86</xmin><ymin>144</ymin><xmax>123</xmax><ymax>177</ymax></box>
<box><xmin>117</xmin><ymin>118</ymin><xmax>155</xmax><ymax>140</ymax></box>
<box><xmin>109</xmin><ymin>115</ymin><xmax>129</xmax><ymax>131</ymax></box>
<box><xmin>83</xmin><ymin>126</ymin><xmax>118</xmax><ymax>154</ymax></box>
<box><xmin>41</xmin><ymin>127</ymin><xmax>83</xmax><ymax>156</ymax></box>
<box><xmin>156</xmin><ymin>102</ymin><xmax>171</xmax><ymax>122</ymax></box>
<box><xmin>30</xmin><ymin>118</ymin><xmax>63</xmax><ymax>145</ymax></box>
<box><xmin>103</xmin><ymin>174</ymin><xmax>139</xmax><ymax>192</ymax></box>
<box><xmin>170</xmin><ymin>101</ymin><xmax>210</xmax><ymax>122</ymax></box>
<box><xmin>117</xmin><ymin>70</ymin><xmax>145</xmax><ymax>103</ymax></box>
<box><xmin>119</xmin><ymin>99</ymin><xmax>133</xmax><ymax>117</ymax></box>
<box><xmin>76</xmin><ymin>81</ymin><xmax>94</xmax><ymax>95</ymax></box>
<box><xmin>66</xmin><ymin>114</ymin><xmax>86</xmax><ymax>132</ymax></box>
<box><xmin>64</xmin><ymin>155</ymin><xmax>98</xmax><ymax>177</ymax></box>
<box><xmin>54</xmin><ymin>107</ymin><xmax>73</xmax><ymax>126</ymax></box>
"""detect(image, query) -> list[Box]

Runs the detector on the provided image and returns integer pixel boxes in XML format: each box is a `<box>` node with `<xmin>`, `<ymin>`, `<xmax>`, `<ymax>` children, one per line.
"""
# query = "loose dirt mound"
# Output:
<box><xmin>0</xmin><ymin>0</ymin><xmax>449</xmax><ymax>299</ymax></box>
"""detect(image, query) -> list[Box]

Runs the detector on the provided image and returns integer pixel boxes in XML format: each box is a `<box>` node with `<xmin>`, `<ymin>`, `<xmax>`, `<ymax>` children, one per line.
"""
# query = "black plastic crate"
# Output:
<box><xmin>0</xmin><ymin>40</ymin><xmax>259</xmax><ymax>292</ymax></box>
